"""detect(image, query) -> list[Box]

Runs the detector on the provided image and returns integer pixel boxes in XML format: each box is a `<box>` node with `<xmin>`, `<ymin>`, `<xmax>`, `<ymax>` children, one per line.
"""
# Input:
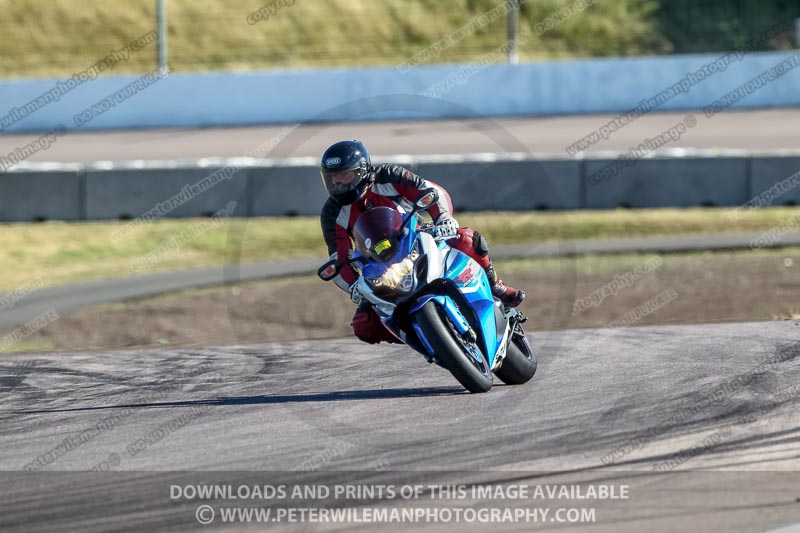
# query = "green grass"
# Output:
<box><xmin>87</xmin><ymin>246</ymin><xmax>800</xmax><ymax>313</ymax></box>
<box><xmin>0</xmin><ymin>207</ymin><xmax>797</xmax><ymax>293</ymax></box>
<box><xmin>496</xmin><ymin>246</ymin><xmax>800</xmax><ymax>276</ymax></box>
<box><xmin>458</xmin><ymin>207</ymin><xmax>800</xmax><ymax>242</ymax></box>
<box><xmin>0</xmin><ymin>341</ymin><xmax>56</xmax><ymax>353</ymax></box>
<box><xmin>1</xmin><ymin>0</ymin><xmax>665</xmax><ymax>78</ymax></box>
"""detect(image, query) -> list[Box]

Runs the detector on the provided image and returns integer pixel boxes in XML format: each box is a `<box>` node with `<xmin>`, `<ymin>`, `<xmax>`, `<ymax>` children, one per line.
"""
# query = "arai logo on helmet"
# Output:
<box><xmin>325</xmin><ymin>157</ymin><xmax>342</xmax><ymax>167</ymax></box>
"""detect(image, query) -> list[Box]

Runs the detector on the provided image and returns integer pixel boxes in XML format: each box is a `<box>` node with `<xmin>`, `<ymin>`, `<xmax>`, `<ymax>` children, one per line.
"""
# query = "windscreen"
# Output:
<box><xmin>352</xmin><ymin>207</ymin><xmax>404</xmax><ymax>263</ymax></box>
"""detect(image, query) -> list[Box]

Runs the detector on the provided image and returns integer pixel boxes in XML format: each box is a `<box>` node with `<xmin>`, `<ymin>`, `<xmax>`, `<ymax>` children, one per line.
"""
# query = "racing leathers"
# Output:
<box><xmin>320</xmin><ymin>164</ymin><xmax>525</xmax><ymax>344</ymax></box>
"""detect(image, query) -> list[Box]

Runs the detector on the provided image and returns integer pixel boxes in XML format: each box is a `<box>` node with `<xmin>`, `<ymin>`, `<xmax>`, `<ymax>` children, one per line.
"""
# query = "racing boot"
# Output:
<box><xmin>485</xmin><ymin>262</ymin><xmax>525</xmax><ymax>308</ymax></box>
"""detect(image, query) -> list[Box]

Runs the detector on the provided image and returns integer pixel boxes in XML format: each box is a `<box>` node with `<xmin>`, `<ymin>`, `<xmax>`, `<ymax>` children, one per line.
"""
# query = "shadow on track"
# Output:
<box><xmin>15</xmin><ymin>386</ymin><xmax>467</xmax><ymax>414</ymax></box>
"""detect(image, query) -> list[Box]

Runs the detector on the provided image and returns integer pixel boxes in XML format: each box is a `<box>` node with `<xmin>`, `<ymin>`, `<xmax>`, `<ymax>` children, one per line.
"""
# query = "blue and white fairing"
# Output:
<box><xmin>354</xmin><ymin>212</ymin><xmax>510</xmax><ymax>369</ymax></box>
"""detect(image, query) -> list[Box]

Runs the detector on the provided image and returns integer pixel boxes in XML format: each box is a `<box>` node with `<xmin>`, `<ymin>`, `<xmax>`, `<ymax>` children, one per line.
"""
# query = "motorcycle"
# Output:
<box><xmin>318</xmin><ymin>189</ymin><xmax>537</xmax><ymax>393</ymax></box>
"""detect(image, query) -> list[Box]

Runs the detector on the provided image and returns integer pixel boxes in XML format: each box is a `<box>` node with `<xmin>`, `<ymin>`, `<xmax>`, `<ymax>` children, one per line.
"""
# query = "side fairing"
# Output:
<box><xmin>440</xmin><ymin>248</ymin><xmax>504</xmax><ymax>365</ymax></box>
<box><xmin>416</xmin><ymin>232</ymin><xmax>443</xmax><ymax>283</ymax></box>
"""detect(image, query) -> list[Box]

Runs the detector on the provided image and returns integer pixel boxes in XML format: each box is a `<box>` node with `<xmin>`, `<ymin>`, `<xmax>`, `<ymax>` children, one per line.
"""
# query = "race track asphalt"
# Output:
<box><xmin>1</xmin><ymin>108</ymin><xmax>798</xmax><ymax>162</ymax></box>
<box><xmin>1</xmin><ymin>321</ymin><xmax>799</xmax><ymax>532</ymax></box>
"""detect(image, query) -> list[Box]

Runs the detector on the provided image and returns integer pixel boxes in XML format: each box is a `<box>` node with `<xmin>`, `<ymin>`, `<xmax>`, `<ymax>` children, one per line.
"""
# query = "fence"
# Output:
<box><xmin>1</xmin><ymin>0</ymin><xmax>797</xmax><ymax>80</ymax></box>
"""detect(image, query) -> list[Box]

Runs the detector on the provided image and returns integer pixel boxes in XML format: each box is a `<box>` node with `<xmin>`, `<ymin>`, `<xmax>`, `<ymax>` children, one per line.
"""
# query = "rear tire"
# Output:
<box><xmin>494</xmin><ymin>324</ymin><xmax>537</xmax><ymax>385</ymax></box>
<box><xmin>416</xmin><ymin>301</ymin><xmax>493</xmax><ymax>393</ymax></box>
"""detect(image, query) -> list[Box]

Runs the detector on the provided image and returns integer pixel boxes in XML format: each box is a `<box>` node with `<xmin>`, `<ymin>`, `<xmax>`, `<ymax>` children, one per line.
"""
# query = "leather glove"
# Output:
<box><xmin>433</xmin><ymin>217</ymin><xmax>460</xmax><ymax>242</ymax></box>
<box><xmin>349</xmin><ymin>281</ymin><xmax>364</xmax><ymax>305</ymax></box>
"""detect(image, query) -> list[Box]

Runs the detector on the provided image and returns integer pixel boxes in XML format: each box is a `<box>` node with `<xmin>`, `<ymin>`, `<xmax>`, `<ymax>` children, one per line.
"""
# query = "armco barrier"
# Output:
<box><xmin>1</xmin><ymin>51</ymin><xmax>800</xmax><ymax>132</ymax></box>
<box><xmin>2</xmin><ymin>151</ymin><xmax>800</xmax><ymax>222</ymax></box>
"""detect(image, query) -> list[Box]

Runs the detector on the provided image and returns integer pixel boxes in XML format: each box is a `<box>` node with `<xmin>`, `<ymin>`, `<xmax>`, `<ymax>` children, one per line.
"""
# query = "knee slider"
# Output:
<box><xmin>473</xmin><ymin>231</ymin><xmax>490</xmax><ymax>257</ymax></box>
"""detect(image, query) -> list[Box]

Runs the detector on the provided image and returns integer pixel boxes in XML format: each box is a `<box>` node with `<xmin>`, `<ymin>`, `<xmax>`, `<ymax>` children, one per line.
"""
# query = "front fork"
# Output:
<box><xmin>410</xmin><ymin>294</ymin><xmax>475</xmax><ymax>366</ymax></box>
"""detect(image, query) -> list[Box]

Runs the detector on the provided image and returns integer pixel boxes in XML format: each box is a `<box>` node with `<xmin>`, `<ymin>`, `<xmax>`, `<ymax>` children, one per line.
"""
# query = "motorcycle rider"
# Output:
<box><xmin>320</xmin><ymin>139</ymin><xmax>525</xmax><ymax>345</ymax></box>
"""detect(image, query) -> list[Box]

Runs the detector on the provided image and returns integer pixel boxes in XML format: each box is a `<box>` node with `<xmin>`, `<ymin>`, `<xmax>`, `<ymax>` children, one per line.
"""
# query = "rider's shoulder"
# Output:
<box><xmin>373</xmin><ymin>163</ymin><xmax>413</xmax><ymax>183</ymax></box>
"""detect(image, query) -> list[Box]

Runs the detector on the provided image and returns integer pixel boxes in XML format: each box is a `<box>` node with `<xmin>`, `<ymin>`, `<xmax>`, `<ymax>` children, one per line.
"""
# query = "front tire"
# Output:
<box><xmin>416</xmin><ymin>301</ymin><xmax>493</xmax><ymax>393</ymax></box>
<box><xmin>494</xmin><ymin>323</ymin><xmax>537</xmax><ymax>385</ymax></box>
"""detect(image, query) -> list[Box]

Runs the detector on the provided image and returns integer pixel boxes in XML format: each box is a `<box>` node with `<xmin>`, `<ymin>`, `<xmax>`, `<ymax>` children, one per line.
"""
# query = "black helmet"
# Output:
<box><xmin>320</xmin><ymin>140</ymin><xmax>372</xmax><ymax>205</ymax></box>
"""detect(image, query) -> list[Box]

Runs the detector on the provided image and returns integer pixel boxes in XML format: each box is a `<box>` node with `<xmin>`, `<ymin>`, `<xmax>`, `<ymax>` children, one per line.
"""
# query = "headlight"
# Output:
<box><xmin>368</xmin><ymin>248</ymin><xmax>420</xmax><ymax>293</ymax></box>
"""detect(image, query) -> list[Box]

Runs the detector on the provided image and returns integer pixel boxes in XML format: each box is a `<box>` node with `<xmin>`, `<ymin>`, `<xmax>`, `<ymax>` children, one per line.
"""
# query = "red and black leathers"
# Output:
<box><xmin>321</xmin><ymin>164</ymin><xmax>454</xmax><ymax>289</ymax></box>
<box><xmin>320</xmin><ymin>164</ymin><xmax>524</xmax><ymax>344</ymax></box>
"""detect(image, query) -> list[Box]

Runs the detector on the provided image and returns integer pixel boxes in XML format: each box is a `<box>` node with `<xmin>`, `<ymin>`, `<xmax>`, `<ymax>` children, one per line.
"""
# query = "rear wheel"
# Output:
<box><xmin>416</xmin><ymin>301</ymin><xmax>493</xmax><ymax>393</ymax></box>
<box><xmin>494</xmin><ymin>322</ymin><xmax>537</xmax><ymax>385</ymax></box>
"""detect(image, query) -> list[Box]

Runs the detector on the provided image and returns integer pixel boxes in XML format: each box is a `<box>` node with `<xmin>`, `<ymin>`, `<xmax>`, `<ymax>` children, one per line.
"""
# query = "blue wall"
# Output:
<box><xmin>1</xmin><ymin>51</ymin><xmax>799</xmax><ymax>133</ymax></box>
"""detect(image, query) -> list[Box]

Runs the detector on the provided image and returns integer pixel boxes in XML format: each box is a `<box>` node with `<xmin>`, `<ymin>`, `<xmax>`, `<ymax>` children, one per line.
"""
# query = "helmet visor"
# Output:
<box><xmin>322</xmin><ymin>168</ymin><xmax>359</xmax><ymax>196</ymax></box>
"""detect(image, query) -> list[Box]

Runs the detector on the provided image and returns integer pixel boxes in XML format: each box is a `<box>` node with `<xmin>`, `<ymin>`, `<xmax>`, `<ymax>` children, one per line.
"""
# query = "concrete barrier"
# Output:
<box><xmin>250</xmin><ymin>166</ymin><xmax>329</xmax><ymax>217</ymax></box>
<box><xmin>0</xmin><ymin>169</ymin><xmax>81</xmax><ymax>221</ymax></box>
<box><xmin>750</xmin><ymin>157</ymin><xmax>800</xmax><ymax>206</ymax></box>
<box><xmin>416</xmin><ymin>159</ymin><xmax>581</xmax><ymax>211</ymax></box>
<box><xmin>3</xmin><ymin>151</ymin><xmax>800</xmax><ymax>222</ymax></box>
<box><xmin>84</xmin><ymin>167</ymin><xmax>249</xmax><ymax>220</ymax></box>
<box><xmin>1</xmin><ymin>51</ymin><xmax>799</xmax><ymax>133</ymax></box>
<box><xmin>584</xmin><ymin>156</ymin><xmax>749</xmax><ymax>208</ymax></box>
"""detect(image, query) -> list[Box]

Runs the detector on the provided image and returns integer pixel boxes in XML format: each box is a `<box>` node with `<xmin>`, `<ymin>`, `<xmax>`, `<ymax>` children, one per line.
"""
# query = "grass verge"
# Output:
<box><xmin>2</xmin><ymin>0</ymin><xmax>663</xmax><ymax>78</ymax></box>
<box><xmin>0</xmin><ymin>206</ymin><xmax>796</xmax><ymax>293</ymax></box>
<box><xmin>14</xmin><ymin>246</ymin><xmax>800</xmax><ymax>354</ymax></box>
<box><xmin>0</xmin><ymin>341</ymin><xmax>56</xmax><ymax>354</ymax></box>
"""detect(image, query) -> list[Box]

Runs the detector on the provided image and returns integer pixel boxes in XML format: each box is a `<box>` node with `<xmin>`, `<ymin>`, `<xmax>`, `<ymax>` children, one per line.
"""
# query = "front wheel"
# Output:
<box><xmin>494</xmin><ymin>323</ymin><xmax>537</xmax><ymax>385</ymax></box>
<box><xmin>415</xmin><ymin>301</ymin><xmax>493</xmax><ymax>393</ymax></box>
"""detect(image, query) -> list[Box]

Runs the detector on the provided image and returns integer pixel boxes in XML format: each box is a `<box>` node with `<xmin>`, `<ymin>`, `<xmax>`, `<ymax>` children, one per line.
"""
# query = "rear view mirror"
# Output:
<box><xmin>414</xmin><ymin>188</ymin><xmax>439</xmax><ymax>211</ymax></box>
<box><xmin>317</xmin><ymin>260</ymin><xmax>340</xmax><ymax>281</ymax></box>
